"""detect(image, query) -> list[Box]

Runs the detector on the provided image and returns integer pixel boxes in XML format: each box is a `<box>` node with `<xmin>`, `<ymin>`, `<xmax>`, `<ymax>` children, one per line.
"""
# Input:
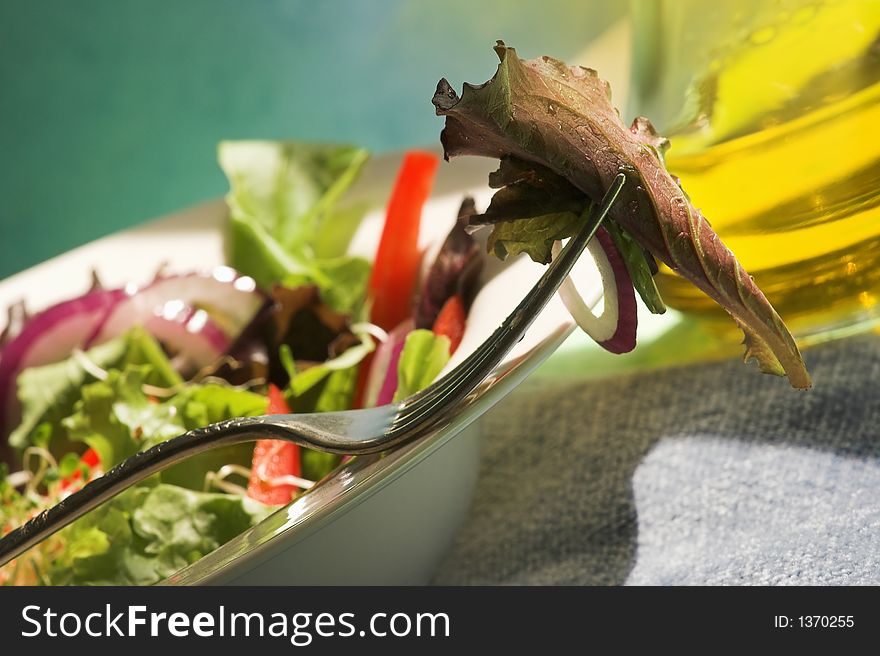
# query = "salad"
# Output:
<box><xmin>0</xmin><ymin>145</ymin><xmax>483</xmax><ymax>585</ymax></box>
<box><xmin>1</xmin><ymin>42</ymin><xmax>811</xmax><ymax>586</ymax></box>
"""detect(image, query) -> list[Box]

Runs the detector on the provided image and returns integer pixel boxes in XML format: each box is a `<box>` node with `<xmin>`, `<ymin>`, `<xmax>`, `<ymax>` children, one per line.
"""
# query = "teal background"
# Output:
<box><xmin>0</xmin><ymin>0</ymin><xmax>622</xmax><ymax>279</ymax></box>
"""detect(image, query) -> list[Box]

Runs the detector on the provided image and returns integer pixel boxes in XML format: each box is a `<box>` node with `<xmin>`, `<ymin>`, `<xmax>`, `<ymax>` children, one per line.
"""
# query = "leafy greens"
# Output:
<box><xmin>47</xmin><ymin>484</ymin><xmax>272</xmax><ymax>586</ymax></box>
<box><xmin>10</xmin><ymin>327</ymin><xmax>183</xmax><ymax>454</ymax></box>
<box><xmin>220</xmin><ymin>140</ymin><xmax>371</xmax><ymax>316</ymax></box>
<box><xmin>393</xmin><ymin>330</ymin><xmax>451</xmax><ymax>402</ymax></box>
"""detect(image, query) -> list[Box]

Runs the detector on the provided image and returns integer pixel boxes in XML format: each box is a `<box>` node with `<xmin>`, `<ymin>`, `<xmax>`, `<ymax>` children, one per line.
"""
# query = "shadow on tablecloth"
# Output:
<box><xmin>432</xmin><ymin>334</ymin><xmax>880</xmax><ymax>585</ymax></box>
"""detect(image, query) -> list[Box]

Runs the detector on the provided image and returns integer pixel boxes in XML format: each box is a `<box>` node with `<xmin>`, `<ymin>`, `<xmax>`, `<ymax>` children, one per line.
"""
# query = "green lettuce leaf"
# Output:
<box><xmin>393</xmin><ymin>330</ymin><xmax>451</xmax><ymax>402</ymax></box>
<box><xmin>10</xmin><ymin>338</ymin><xmax>127</xmax><ymax>454</ymax></box>
<box><xmin>59</xmin><ymin>363</ymin><xmax>268</xmax><ymax>489</ymax></box>
<box><xmin>219</xmin><ymin>140</ymin><xmax>371</xmax><ymax>316</ymax></box>
<box><xmin>487</xmin><ymin>211</ymin><xmax>581</xmax><ymax>264</ymax></box>
<box><xmin>433</xmin><ymin>42</ymin><xmax>810</xmax><ymax>388</ymax></box>
<box><xmin>10</xmin><ymin>327</ymin><xmax>183</xmax><ymax>454</ymax></box>
<box><xmin>63</xmin><ymin>365</ymin><xmax>162</xmax><ymax>468</ymax></box>
<box><xmin>287</xmin><ymin>326</ymin><xmax>375</xmax><ymax>398</ymax></box>
<box><xmin>604</xmin><ymin>222</ymin><xmax>667</xmax><ymax>315</ymax></box>
<box><xmin>219</xmin><ymin>141</ymin><xmax>369</xmax><ymax>255</ymax></box>
<box><xmin>171</xmin><ymin>383</ymin><xmax>269</xmax><ymax>429</ymax></box>
<box><xmin>225</xmin><ymin>213</ymin><xmax>313</xmax><ymax>289</ymax></box>
<box><xmin>49</xmin><ymin>484</ymin><xmax>272</xmax><ymax>586</ymax></box>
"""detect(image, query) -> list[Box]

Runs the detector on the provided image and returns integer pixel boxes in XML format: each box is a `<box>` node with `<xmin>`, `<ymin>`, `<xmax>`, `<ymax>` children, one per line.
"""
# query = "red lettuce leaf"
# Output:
<box><xmin>414</xmin><ymin>197</ymin><xmax>484</xmax><ymax>329</ymax></box>
<box><xmin>218</xmin><ymin>284</ymin><xmax>358</xmax><ymax>388</ymax></box>
<box><xmin>432</xmin><ymin>42</ymin><xmax>810</xmax><ymax>388</ymax></box>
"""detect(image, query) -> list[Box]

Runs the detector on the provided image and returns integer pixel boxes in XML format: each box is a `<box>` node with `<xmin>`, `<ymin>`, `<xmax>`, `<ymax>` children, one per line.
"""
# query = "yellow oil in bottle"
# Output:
<box><xmin>656</xmin><ymin>1</ymin><xmax>880</xmax><ymax>341</ymax></box>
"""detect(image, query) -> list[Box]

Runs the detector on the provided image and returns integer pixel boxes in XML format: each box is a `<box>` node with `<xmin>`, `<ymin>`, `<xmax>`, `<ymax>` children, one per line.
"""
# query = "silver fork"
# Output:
<box><xmin>0</xmin><ymin>174</ymin><xmax>625</xmax><ymax>568</ymax></box>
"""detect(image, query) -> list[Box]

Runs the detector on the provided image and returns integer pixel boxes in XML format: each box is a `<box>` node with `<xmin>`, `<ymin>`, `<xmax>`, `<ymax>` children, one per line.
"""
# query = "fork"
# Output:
<box><xmin>0</xmin><ymin>173</ymin><xmax>625</xmax><ymax>568</ymax></box>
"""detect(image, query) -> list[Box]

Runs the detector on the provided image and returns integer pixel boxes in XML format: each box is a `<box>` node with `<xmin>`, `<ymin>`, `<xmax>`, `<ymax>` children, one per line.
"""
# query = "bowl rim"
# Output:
<box><xmin>164</xmin><ymin>321</ymin><xmax>573</xmax><ymax>585</ymax></box>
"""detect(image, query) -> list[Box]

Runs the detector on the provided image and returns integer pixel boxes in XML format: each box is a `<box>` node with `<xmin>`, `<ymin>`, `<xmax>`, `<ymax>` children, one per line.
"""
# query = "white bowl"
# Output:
<box><xmin>0</xmin><ymin>151</ymin><xmax>596</xmax><ymax>585</ymax></box>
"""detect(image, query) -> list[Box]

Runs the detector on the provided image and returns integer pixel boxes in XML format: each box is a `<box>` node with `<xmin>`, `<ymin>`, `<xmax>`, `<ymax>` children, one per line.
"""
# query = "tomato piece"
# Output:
<box><xmin>60</xmin><ymin>447</ymin><xmax>101</xmax><ymax>491</ymax></box>
<box><xmin>432</xmin><ymin>294</ymin><xmax>466</xmax><ymax>354</ymax></box>
<box><xmin>80</xmin><ymin>447</ymin><xmax>100</xmax><ymax>468</ymax></box>
<box><xmin>247</xmin><ymin>384</ymin><xmax>302</xmax><ymax>505</ymax></box>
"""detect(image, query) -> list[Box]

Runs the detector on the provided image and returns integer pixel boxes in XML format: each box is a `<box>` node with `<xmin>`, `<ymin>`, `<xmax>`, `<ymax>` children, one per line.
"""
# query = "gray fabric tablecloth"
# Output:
<box><xmin>432</xmin><ymin>333</ymin><xmax>880</xmax><ymax>585</ymax></box>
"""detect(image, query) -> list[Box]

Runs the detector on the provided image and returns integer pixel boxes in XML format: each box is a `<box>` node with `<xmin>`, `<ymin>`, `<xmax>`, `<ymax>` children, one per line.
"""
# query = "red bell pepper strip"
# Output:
<box><xmin>354</xmin><ymin>151</ymin><xmax>439</xmax><ymax>407</ymax></box>
<box><xmin>366</xmin><ymin>150</ymin><xmax>439</xmax><ymax>331</ymax></box>
<box><xmin>432</xmin><ymin>294</ymin><xmax>466</xmax><ymax>354</ymax></box>
<box><xmin>247</xmin><ymin>384</ymin><xmax>302</xmax><ymax>505</ymax></box>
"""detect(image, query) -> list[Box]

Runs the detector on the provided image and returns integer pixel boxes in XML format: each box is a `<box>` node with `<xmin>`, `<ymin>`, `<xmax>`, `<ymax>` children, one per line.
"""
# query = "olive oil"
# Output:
<box><xmin>652</xmin><ymin>1</ymin><xmax>880</xmax><ymax>340</ymax></box>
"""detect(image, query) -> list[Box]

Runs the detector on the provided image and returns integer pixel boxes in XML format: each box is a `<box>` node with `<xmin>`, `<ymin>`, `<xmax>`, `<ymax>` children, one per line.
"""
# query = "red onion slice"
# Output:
<box><xmin>552</xmin><ymin>226</ymin><xmax>637</xmax><ymax>354</ymax></box>
<box><xmin>0</xmin><ymin>288</ymin><xmax>124</xmax><ymax>434</ymax></box>
<box><xmin>88</xmin><ymin>267</ymin><xmax>263</xmax><ymax>347</ymax></box>
<box><xmin>375</xmin><ymin>336</ymin><xmax>408</xmax><ymax>406</ymax></box>
<box><xmin>0</xmin><ymin>267</ymin><xmax>265</xmax><ymax>437</ymax></box>
<box><xmin>363</xmin><ymin>319</ymin><xmax>413</xmax><ymax>408</ymax></box>
<box><xmin>143</xmin><ymin>305</ymin><xmax>231</xmax><ymax>374</ymax></box>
